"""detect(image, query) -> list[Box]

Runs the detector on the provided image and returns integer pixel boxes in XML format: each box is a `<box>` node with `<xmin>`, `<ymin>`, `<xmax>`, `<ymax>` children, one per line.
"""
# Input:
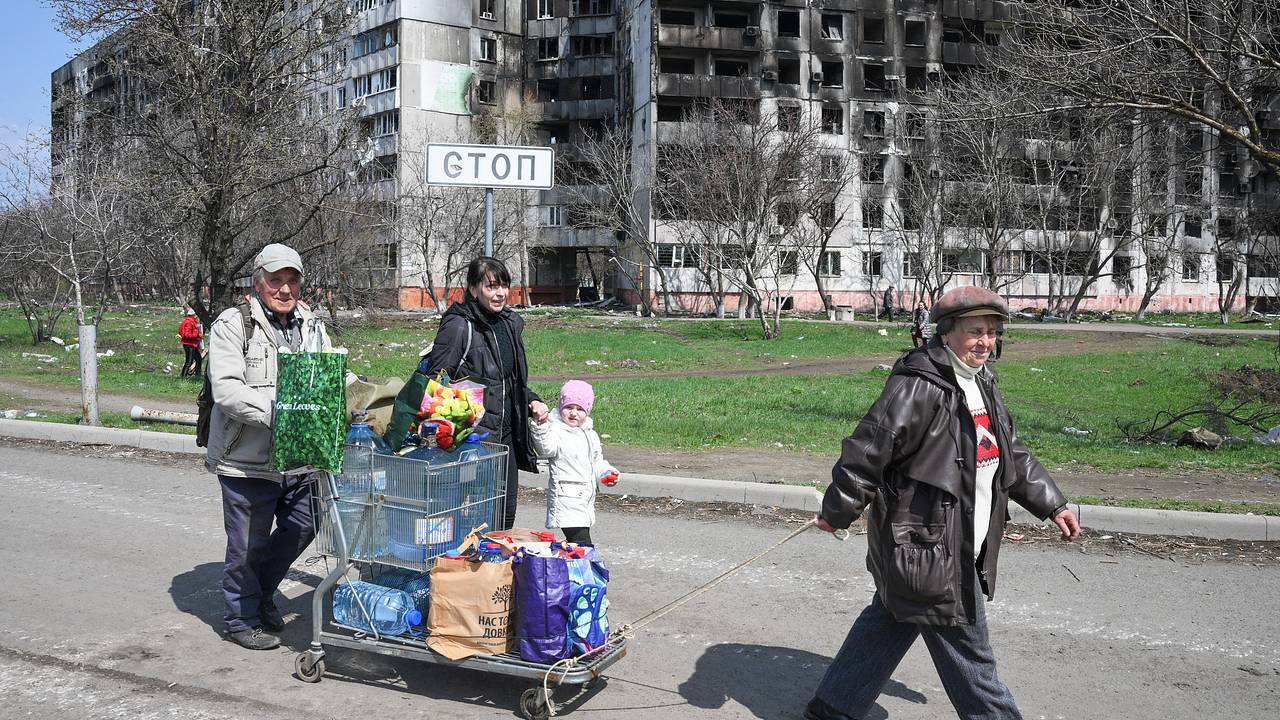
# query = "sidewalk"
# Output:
<box><xmin>2</xmin><ymin>418</ymin><xmax>1275</xmax><ymax>541</ymax></box>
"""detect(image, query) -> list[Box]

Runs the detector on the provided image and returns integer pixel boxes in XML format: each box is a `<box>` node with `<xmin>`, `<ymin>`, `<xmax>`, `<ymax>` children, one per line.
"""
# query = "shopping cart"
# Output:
<box><xmin>295</xmin><ymin>443</ymin><xmax>628</xmax><ymax>720</ymax></box>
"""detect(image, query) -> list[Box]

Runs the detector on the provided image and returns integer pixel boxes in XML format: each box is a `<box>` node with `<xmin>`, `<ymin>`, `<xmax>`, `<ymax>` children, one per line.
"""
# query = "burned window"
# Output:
<box><xmin>778</xmin><ymin>104</ymin><xmax>802</xmax><ymax>132</ymax></box>
<box><xmin>863</xmin><ymin>199</ymin><xmax>883</xmax><ymax>229</ymax></box>
<box><xmin>821</xmin><ymin>154</ymin><xmax>843</xmax><ymax>180</ymax></box>
<box><xmin>573</xmin><ymin>35</ymin><xmax>613</xmax><ymax>57</ymax></box>
<box><xmin>903</xmin><ymin>110</ymin><xmax>925</xmax><ymax>139</ymax></box>
<box><xmin>660</xmin><ymin>8</ymin><xmax>696</xmax><ymax>25</ymax></box>
<box><xmin>581</xmin><ymin>76</ymin><xmax>604</xmax><ymax>99</ymax></box>
<box><xmin>863</xmin><ymin>17</ymin><xmax>885</xmax><ymax>44</ymax></box>
<box><xmin>777</xmin><ymin>57</ymin><xmax>800</xmax><ymax>84</ymax></box>
<box><xmin>821</xmin><ymin>105</ymin><xmax>844</xmax><ymax>135</ymax></box>
<box><xmin>778</xmin><ymin>202</ymin><xmax>801</xmax><ymax>227</ymax></box>
<box><xmin>656</xmin><ymin>102</ymin><xmax>686</xmax><ymax>121</ymax></box>
<box><xmin>821</xmin><ymin>60</ymin><xmax>844</xmax><ymax>87</ymax></box>
<box><xmin>477</xmin><ymin>79</ymin><xmax>496</xmax><ymax>104</ymax></box>
<box><xmin>821</xmin><ymin>13</ymin><xmax>843</xmax><ymax>40</ymax></box>
<box><xmin>863</xmin><ymin>156</ymin><xmax>886</xmax><ymax>183</ymax></box>
<box><xmin>1184</xmin><ymin>218</ymin><xmax>1202</xmax><ymax>238</ymax></box>
<box><xmin>571</xmin><ymin>0</ymin><xmax>612</xmax><ymax>16</ymax></box>
<box><xmin>479</xmin><ymin>36</ymin><xmax>497</xmax><ymax>62</ymax></box>
<box><xmin>537</xmin><ymin>79</ymin><xmax>559</xmax><ymax>102</ymax></box>
<box><xmin>1112</xmin><ymin>255</ymin><xmax>1133</xmax><ymax>285</ymax></box>
<box><xmin>660</xmin><ymin>55</ymin><xmax>696</xmax><ymax>74</ymax></box>
<box><xmin>778</xmin><ymin>250</ymin><xmax>799</xmax><ymax>275</ymax></box>
<box><xmin>904</xmin><ymin>19</ymin><xmax>926</xmax><ymax>47</ymax></box>
<box><xmin>905</xmin><ymin>65</ymin><xmax>927</xmax><ymax>91</ymax></box>
<box><xmin>537</xmin><ymin>38</ymin><xmax>559</xmax><ymax>61</ymax></box>
<box><xmin>1216</xmin><ymin>251</ymin><xmax>1237</xmax><ymax>281</ymax></box>
<box><xmin>862</xmin><ymin>110</ymin><xmax>885</xmax><ymax>137</ymax></box>
<box><xmin>716</xmin><ymin>57</ymin><xmax>751</xmax><ymax>77</ymax></box>
<box><xmin>863</xmin><ymin>64</ymin><xmax>886</xmax><ymax>92</ymax></box>
<box><xmin>777</xmin><ymin>10</ymin><xmax>800</xmax><ymax>37</ymax></box>
<box><xmin>713</xmin><ymin>10</ymin><xmax>750</xmax><ymax>28</ymax></box>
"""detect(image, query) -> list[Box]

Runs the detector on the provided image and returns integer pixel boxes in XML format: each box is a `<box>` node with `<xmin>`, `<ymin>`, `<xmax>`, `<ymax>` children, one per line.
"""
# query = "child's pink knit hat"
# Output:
<box><xmin>559</xmin><ymin>380</ymin><xmax>594</xmax><ymax>414</ymax></box>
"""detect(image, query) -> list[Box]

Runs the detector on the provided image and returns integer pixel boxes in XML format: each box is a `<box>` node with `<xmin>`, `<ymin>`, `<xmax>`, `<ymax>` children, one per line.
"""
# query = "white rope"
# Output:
<box><xmin>537</xmin><ymin>520</ymin><xmax>820</xmax><ymax>715</ymax></box>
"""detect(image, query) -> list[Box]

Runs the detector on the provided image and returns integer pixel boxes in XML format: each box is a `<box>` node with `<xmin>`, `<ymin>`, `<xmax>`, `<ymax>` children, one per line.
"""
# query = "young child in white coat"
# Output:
<box><xmin>529</xmin><ymin>380</ymin><xmax>618</xmax><ymax>546</ymax></box>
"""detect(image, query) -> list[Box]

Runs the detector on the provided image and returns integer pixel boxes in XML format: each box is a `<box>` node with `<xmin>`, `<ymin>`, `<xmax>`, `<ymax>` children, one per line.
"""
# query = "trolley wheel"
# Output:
<box><xmin>519</xmin><ymin>686</ymin><xmax>553</xmax><ymax>720</ymax></box>
<box><xmin>294</xmin><ymin>652</ymin><xmax>325</xmax><ymax>683</ymax></box>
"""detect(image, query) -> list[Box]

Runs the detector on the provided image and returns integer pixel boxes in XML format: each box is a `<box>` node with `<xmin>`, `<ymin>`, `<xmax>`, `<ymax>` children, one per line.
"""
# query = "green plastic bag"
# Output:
<box><xmin>273</xmin><ymin>350</ymin><xmax>348</xmax><ymax>472</ymax></box>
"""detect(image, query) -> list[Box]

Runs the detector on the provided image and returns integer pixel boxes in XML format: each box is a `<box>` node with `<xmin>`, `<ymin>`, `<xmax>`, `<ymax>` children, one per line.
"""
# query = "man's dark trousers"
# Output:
<box><xmin>218</xmin><ymin>473</ymin><xmax>315</xmax><ymax>634</ymax></box>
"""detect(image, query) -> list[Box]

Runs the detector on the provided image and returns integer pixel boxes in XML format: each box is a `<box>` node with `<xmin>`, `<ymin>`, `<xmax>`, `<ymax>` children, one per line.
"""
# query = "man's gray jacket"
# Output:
<box><xmin>204</xmin><ymin>296</ymin><xmax>331</xmax><ymax>481</ymax></box>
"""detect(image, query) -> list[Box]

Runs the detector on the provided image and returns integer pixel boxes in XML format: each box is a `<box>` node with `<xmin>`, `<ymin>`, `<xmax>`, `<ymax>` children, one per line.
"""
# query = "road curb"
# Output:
<box><xmin>2</xmin><ymin>419</ymin><xmax>1272</xmax><ymax>541</ymax></box>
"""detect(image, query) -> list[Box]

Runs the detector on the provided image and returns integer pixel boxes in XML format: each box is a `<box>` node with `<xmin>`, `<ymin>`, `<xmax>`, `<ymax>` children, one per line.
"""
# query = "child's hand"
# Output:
<box><xmin>599</xmin><ymin>468</ymin><xmax>619</xmax><ymax>486</ymax></box>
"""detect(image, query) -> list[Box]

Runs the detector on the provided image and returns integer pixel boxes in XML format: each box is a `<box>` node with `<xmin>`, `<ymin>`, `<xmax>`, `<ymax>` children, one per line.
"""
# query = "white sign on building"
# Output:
<box><xmin>425</xmin><ymin>143</ymin><xmax>555</xmax><ymax>189</ymax></box>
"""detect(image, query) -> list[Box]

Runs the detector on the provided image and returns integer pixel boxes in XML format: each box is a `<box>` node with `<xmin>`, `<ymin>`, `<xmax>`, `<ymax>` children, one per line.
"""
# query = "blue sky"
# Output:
<box><xmin>1</xmin><ymin>3</ymin><xmax>83</xmax><ymax>137</ymax></box>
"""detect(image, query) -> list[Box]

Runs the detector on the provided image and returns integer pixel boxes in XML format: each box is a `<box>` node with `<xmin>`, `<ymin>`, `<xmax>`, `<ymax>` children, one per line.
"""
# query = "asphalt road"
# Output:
<box><xmin>1</xmin><ymin>445</ymin><xmax>1276</xmax><ymax>720</ymax></box>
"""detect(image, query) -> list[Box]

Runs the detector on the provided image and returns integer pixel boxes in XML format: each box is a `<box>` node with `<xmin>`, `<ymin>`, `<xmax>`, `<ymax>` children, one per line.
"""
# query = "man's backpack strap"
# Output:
<box><xmin>196</xmin><ymin>302</ymin><xmax>255</xmax><ymax>448</ymax></box>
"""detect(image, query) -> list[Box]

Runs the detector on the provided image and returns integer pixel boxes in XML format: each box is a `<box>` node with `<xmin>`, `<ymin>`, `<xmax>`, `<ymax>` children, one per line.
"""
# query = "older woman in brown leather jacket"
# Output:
<box><xmin>805</xmin><ymin>286</ymin><xmax>1081</xmax><ymax>720</ymax></box>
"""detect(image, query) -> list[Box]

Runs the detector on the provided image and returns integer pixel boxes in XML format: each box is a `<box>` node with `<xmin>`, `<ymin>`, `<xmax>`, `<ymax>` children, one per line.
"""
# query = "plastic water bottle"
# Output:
<box><xmin>459</xmin><ymin>444</ymin><xmax>495</xmax><ymax>533</ymax></box>
<box><xmin>337</xmin><ymin>411</ymin><xmax>392</xmax><ymax>557</ymax></box>
<box><xmin>332</xmin><ymin>580</ymin><xmax>423</xmax><ymax>637</ymax></box>
<box><xmin>341</xmin><ymin>412</ymin><xmax>392</xmax><ymax>494</ymax></box>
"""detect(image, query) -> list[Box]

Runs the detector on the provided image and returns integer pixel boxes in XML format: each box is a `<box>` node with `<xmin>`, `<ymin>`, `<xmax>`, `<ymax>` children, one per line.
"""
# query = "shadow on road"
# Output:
<box><xmin>169</xmin><ymin>561</ymin><xmax>320</xmax><ymax>640</ymax></box>
<box><xmin>678</xmin><ymin>643</ymin><xmax>927</xmax><ymax>720</ymax></box>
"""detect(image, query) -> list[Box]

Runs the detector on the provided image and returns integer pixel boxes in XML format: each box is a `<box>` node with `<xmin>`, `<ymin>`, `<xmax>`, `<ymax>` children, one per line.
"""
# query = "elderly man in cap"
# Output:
<box><xmin>804</xmin><ymin>286</ymin><xmax>1080</xmax><ymax>720</ymax></box>
<box><xmin>206</xmin><ymin>243</ymin><xmax>332</xmax><ymax>650</ymax></box>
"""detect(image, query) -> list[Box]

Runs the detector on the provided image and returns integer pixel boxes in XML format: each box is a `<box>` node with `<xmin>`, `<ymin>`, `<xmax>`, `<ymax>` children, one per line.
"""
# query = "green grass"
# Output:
<box><xmin>1054</xmin><ymin>310</ymin><xmax>1277</xmax><ymax>331</ymax></box>
<box><xmin>3</xmin><ymin>306</ymin><xmax>1277</xmax><ymax>474</ymax></box>
<box><xmin>21</xmin><ymin>411</ymin><xmax>197</xmax><ymax>434</ymax></box>
<box><xmin>1072</xmin><ymin>495</ymin><xmax>1280</xmax><ymax>517</ymax></box>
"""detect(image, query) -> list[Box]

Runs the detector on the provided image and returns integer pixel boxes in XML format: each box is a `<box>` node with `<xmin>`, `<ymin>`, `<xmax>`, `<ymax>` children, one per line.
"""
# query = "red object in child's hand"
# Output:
<box><xmin>600</xmin><ymin>471</ymin><xmax>619</xmax><ymax>487</ymax></box>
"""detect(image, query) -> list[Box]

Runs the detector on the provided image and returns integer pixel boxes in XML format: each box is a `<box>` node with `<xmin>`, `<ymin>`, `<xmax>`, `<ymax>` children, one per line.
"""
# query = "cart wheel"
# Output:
<box><xmin>519</xmin><ymin>686</ymin><xmax>552</xmax><ymax>720</ymax></box>
<box><xmin>294</xmin><ymin>652</ymin><xmax>325</xmax><ymax>683</ymax></box>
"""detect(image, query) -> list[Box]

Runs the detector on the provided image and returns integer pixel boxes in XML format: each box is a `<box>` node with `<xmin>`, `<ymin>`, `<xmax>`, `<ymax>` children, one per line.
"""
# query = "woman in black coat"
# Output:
<box><xmin>419</xmin><ymin>256</ymin><xmax>549</xmax><ymax>530</ymax></box>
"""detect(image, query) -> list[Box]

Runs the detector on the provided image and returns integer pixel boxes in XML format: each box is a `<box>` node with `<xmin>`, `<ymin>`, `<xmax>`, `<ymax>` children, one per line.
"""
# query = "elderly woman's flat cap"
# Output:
<box><xmin>929</xmin><ymin>286</ymin><xmax>1010</xmax><ymax>324</ymax></box>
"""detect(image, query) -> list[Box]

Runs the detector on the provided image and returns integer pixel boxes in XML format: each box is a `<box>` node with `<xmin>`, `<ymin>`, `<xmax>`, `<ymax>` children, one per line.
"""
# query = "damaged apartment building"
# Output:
<box><xmin>51</xmin><ymin>0</ymin><xmax>1279</xmax><ymax>312</ymax></box>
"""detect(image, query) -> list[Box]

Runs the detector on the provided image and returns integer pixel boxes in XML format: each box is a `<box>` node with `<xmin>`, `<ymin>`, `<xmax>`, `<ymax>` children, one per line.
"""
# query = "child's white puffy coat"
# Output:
<box><xmin>528</xmin><ymin>414</ymin><xmax>612</xmax><ymax>528</ymax></box>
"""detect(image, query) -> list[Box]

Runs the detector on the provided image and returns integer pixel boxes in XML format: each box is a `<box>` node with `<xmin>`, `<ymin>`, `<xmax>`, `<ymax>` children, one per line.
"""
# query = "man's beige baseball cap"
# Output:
<box><xmin>253</xmin><ymin>244</ymin><xmax>305</xmax><ymax>276</ymax></box>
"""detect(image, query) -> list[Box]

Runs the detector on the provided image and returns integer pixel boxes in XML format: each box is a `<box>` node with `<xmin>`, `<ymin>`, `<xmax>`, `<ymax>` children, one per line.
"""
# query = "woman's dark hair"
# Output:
<box><xmin>466</xmin><ymin>256</ymin><xmax>512</xmax><ymax>289</ymax></box>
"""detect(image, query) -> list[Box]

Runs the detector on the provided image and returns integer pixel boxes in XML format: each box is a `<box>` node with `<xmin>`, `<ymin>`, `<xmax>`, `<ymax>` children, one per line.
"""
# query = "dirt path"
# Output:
<box><xmin>0</xmin><ymin>378</ymin><xmax>194</xmax><ymax>415</ymax></box>
<box><xmin>606</xmin><ymin>445</ymin><xmax>1280</xmax><ymax>505</ymax></box>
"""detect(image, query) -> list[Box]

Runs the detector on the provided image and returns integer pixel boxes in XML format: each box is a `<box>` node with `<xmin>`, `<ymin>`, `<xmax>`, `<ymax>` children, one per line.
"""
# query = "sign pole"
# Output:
<box><xmin>484</xmin><ymin>187</ymin><xmax>494</xmax><ymax>256</ymax></box>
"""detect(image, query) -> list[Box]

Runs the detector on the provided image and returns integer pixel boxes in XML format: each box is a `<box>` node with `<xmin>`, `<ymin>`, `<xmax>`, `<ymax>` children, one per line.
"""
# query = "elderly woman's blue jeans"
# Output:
<box><xmin>814</xmin><ymin>579</ymin><xmax>1022</xmax><ymax>720</ymax></box>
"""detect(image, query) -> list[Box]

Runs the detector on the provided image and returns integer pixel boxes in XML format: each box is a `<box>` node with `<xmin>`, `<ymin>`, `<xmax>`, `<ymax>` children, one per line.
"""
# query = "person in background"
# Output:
<box><xmin>529</xmin><ymin>380</ymin><xmax>619</xmax><ymax>546</ymax></box>
<box><xmin>419</xmin><ymin>256</ymin><xmax>549</xmax><ymax>530</ymax></box>
<box><xmin>804</xmin><ymin>285</ymin><xmax>1080</xmax><ymax>720</ymax></box>
<box><xmin>882</xmin><ymin>286</ymin><xmax>896</xmax><ymax>323</ymax></box>
<box><xmin>205</xmin><ymin>243</ymin><xmax>332</xmax><ymax>651</ymax></box>
<box><xmin>179</xmin><ymin>309</ymin><xmax>204</xmax><ymax>377</ymax></box>
<box><xmin>910</xmin><ymin>301</ymin><xmax>932</xmax><ymax>349</ymax></box>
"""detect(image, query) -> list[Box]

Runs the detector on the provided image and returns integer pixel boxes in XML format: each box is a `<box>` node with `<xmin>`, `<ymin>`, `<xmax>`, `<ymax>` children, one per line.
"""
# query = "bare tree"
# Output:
<box><xmin>987</xmin><ymin>0</ymin><xmax>1280</xmax><ymax>178</ymax></box>
<box><xmin>1</xmin><ymin>132</ymin><xmax>147</xmax><ymax>425</ymax></box>
<box><xmin>561</xmin><ymin>122</ymin><xmax>673</xmax><ymax>316</ymax></box>
<box><xmin>52</xmin><ymin>0</ymin><xmax>362</xmax><ymax>324</ymax></box>
<box><xmin>656</xmin><ymin>101</ymin><xmax>828</xmax><ymax>337</ymax></box>
<box><xmin>789</xmin><ymin>151</ymin><xmax>857</xmax><ymax>315</ymax></box>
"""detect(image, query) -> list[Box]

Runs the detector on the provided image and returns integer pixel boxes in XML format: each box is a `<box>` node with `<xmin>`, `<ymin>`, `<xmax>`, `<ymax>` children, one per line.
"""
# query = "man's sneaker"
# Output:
<box><xmin>803</xmin><ymin>698</ymin><xmax>857</xmax><ymax>720</ymax></box>
<box><xmin>226</xmin><ymin>627</ymin><xmax>281</xmax><ymax>650</ymax></box>
<box><xmin>260</xmin><ymin>605</ymin><xmax>286</xmax><ymax>632</ymax></box>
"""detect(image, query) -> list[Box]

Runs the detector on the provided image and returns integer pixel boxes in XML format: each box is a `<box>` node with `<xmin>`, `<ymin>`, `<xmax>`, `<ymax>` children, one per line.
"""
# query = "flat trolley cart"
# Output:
<box><xmin>295</xmin><ymin>443</ymin><xmax>629</xmax><ymax>720</ymax></box>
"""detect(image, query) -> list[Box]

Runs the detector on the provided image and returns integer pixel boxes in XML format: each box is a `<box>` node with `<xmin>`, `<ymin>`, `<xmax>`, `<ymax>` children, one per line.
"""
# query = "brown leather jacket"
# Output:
<box><xmin>821</xmin><ymin>337</ymin><xmax>1067</xmax><ymax>626</ymax></box>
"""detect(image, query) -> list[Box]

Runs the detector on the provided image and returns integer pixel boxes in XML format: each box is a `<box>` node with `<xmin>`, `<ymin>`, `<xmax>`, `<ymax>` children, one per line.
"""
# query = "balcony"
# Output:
<box><xmin>532</xmin><ymin>98</ymin><xmax>615</xmax><ymax>121</ymax></box>
<box><xmin>942</xmin><ymin>41</ymin><xmax>980</xmax><ymax>65</ymax></box>
<box><xmin>657</xmin><ymin>24</ymin><xmax>762</xmax><ymax>51</ymax></box>
<box><xmin>656</xmin><ymin>73</ymin><xmax>761</xmax><ymax>99</ymax></box>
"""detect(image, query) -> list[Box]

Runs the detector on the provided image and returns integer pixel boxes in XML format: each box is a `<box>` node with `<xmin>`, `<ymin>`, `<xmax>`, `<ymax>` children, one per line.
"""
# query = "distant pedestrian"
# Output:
<box><xmin>804</xmin><ymin>285</ymin><xmax>1080</xmax><ymax>720</ymax></box>
<box><xmin>882</xmin><ymin>286</ymin><xmax>896</xmax><ymax>322</ymax></box>
<box><xmin>178</xmin><ymin>309</ymin><xmax>203</xmax><ymax>377</ymax></box>
<box><xmin>910</xmin><ymin>302</ymin><xmax>932</xmax><ymax>348</ymax></box>
<box><xmin>529</xmin><ymin>380</ymin><xmax>619</xmax><ymax>546</ymax></box>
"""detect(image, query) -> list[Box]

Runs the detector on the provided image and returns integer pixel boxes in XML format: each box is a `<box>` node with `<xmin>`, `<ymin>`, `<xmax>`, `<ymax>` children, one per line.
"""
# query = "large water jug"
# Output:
<box><xmin>332</xmin><ymin>580</ymin><xmax>423</xmax><ymax>637</ymax></box>
<box><xmin>387</xmin><ymin>431</ymin><xmax>463</xmax><ymax>562</ymax></box>
<box><xmin>340</xmin><ymin>413</ymin><xmax>391</xmax><ymax>495</ymax></box>
<box><xmin>459</xmin><ymin>444</ymin><xmax>496</xmax><ymax>534</ymax></box>
<box><xmin>336</xmin><ymin>412</ymin><xmax>392</xmax><ymax>557</ymax></box>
